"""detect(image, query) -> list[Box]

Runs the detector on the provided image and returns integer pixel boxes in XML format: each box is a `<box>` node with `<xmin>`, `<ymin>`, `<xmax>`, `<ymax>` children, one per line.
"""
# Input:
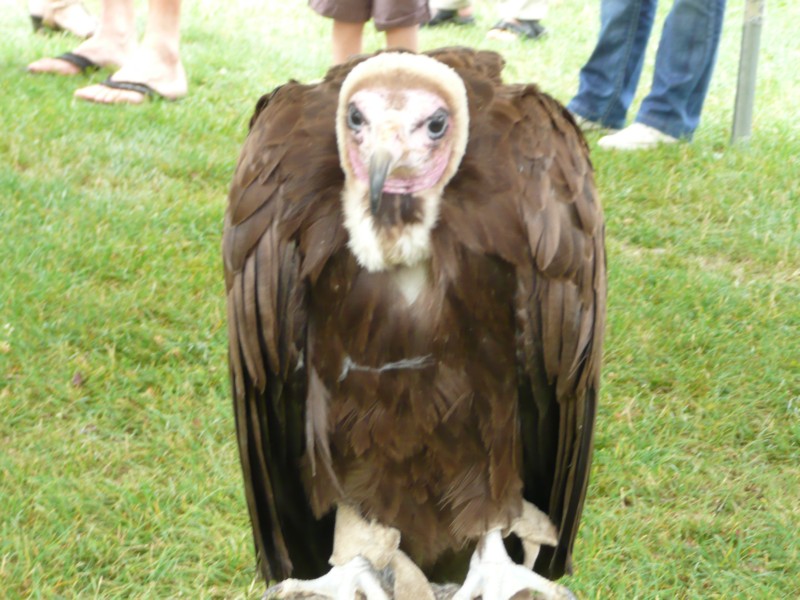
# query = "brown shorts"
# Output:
<box><xmin>309</xmin><ymin>0</ymin><xmax>430</xmax><ymax>31</ymax></box>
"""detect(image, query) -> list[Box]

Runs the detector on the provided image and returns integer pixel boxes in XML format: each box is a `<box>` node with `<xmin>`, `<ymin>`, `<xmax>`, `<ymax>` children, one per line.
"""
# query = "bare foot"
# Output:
<box><xmin>39</xmin><ymin>0</ymin><xmax>97</xmax><ymax>39</ymax></box>
<box><xmin>73</xmin><ymin>43</ymin><xmax>187</xmax><ymax>104</ymax></box>
<box><xmin>27</xmin><ymin>34</ymin><xmax>134</xmax><ymax>75</ymax></box>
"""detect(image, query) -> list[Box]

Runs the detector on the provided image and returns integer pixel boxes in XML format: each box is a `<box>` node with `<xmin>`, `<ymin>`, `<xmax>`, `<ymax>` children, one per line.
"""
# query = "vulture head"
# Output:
<box><xmin>336</xmin><ymin>52</ymin><xmax>469</xmax><ymax>272</ymax></box>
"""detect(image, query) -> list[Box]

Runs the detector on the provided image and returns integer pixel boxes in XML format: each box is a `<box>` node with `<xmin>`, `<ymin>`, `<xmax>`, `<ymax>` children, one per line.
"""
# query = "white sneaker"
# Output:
<box><xmin>598</xmin><ymin>123</ymin><xmax>678</xmax><ymax>150</ymax></box>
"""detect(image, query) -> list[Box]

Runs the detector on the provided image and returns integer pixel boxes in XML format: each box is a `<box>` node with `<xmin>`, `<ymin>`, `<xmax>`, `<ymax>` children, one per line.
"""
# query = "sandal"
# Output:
<box><xmin>487</xmin><ymin>19</ymin><xmax>547</xmax><ymax>41</ymax></box>
<box><xmin>74</xmin><ymin>78</ymin><xmax>185</xmax><ymax>105</ymax></box>
<box><xmin>424</xmin><ymin>9</ymin><xmax>475</xmax><ymax>28</ymax></box>
<box><xmin>27</xmin><ymin>51</ymin><xmax>100</xmax><ymax>75</ymax></box>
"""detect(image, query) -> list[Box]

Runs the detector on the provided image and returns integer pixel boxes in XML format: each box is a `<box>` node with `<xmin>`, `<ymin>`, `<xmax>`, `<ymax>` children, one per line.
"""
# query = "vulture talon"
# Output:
<box><xmin>453</xmin><ymin>530</ymin><xmax>574</xmax><ymax>600</ymax></box>
<box><xmin>266</xmin><ymin>556</ymin><xmax>389</xmax><ymax>600</ymax></box>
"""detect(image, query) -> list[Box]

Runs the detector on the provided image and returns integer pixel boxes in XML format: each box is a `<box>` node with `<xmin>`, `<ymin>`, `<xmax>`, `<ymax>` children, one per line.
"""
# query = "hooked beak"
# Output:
<box><xmin>368</xmin><ymin>148</ymin><xmax>394</xmax><ymax>216</ymax></box>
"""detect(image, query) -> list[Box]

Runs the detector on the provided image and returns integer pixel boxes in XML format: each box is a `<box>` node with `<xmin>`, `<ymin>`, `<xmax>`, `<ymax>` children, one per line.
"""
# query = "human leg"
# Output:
<box><xmin>385</xmin><ymin>25</ymin><xmax>418</xmax><ymax>53</ymax></box>
<box><xmin>332</xmin><ymin>20</ymin><xmax>366</xmax><ymax>64</ymax></box>
<box><xmin>374</xmin><ymin>0</ymin><xmax>429</xmax><ymax>39</ymax></box>
<box><xmin>567</xmin><ymin>0</ymin><xmax>658</xmax><ymax>129</ymax></box>
<box><xmin>499</xmin><ymin>0</ymin><xmax>549</xmax><ymax>22</ymax></box>
<box><xmin>310</xmin><ymin>0</ymin><xmax>371</xmax><ymax>64</ymax></box>
<box><xmin>74</xmin><ymin>0</ymin><xmax>186</xmax><ymax>104</ymax></box>
<box><xmin>635</xmin><ymin>0</ymin><xmax>727</xmax><ymax>139</ymax></box>
<box><xmin>27</xmin><ymin>0</ymin><xmax>136</xmax><ymax>75</ymax></box>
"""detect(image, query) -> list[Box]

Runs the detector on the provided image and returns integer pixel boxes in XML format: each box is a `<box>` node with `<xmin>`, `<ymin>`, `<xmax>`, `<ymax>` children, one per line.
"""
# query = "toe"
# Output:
<box><xmin>27</xmin><ymin>57</ymin><xmax>81</xmax><ymax>75</ymax></box>
<box><xmin>74</xmin><ymin>84</ymin><xmax>147</xmax><ymax>105</ymax></box>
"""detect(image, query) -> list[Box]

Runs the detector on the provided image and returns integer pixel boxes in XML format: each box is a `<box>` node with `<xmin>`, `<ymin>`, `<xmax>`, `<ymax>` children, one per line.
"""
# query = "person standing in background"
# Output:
<box><xmin>426</xmin><ymin>0</ymin><xmax>549</xmax><ymax>41</ymax></box>
<box><xmin>568</xmin><ymin>0</ymin><xmax>727</xmax><ymax>150</ymax></box>
<box><xmin>310</xmin><ymin>0</ymin><xmax>430</xmax><ymax>64</ymax></box>
<box><xmin>27</xmin><ymin>0</ymin><xmax>186</xmax><ymax>105</ymax></box>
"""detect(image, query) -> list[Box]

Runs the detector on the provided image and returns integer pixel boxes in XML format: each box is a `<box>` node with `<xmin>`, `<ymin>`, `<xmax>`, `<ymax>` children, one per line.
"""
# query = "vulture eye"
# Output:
<box><xmin>426</xmin><ymin>110</ymin><xmax>449</xmax><ymax>140</ymax></box>
<box><xmin>347</xmin><ymin>104</ymin><xmax>365</xmax><ymax>131</ymax></box>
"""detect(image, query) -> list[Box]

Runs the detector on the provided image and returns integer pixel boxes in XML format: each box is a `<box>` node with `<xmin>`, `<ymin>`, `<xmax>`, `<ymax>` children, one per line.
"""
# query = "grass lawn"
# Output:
<box><xmin>1</xmin><ymin>0</ymin><xmax>798</xmax><ymax>597</ymax></box>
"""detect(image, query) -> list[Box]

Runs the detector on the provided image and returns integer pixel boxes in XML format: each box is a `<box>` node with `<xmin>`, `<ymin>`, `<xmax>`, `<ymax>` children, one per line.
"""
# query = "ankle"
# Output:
<box><xmin>140</xmin><ymin>37</ymin><xmax>182</xmax><ymax>67</ymax></box>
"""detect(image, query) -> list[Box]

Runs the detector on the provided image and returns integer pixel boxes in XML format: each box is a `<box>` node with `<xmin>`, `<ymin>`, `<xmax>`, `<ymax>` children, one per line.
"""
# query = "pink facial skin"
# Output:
<box><xmin>346</xmin><ymin>88</ymin><xmax>454</xmax><ymax>195</ymax></box>
<box><xmin>348</xmin><ymin>143</ymin><xmax>451</xmax><ymax>195</ymax></box>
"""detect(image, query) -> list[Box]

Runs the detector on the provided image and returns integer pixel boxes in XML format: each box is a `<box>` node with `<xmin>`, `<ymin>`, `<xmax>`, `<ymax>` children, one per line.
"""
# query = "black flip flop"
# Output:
<box><xmin>55</xmin><ymin>52</ymin><xmax>100</xmax><ymax>74</ymax></box>
<box><xmin>98</xmin><ymin>78</ymin><xmax>176</xmax><ymax>101</ymax></box>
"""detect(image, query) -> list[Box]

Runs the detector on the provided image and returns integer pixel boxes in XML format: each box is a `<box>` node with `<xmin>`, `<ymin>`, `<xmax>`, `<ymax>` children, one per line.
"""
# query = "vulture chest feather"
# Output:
<box><xmin>305</xmin><ymin>250</ymin><xmax>525</xmax><ymax>567</ymax></box>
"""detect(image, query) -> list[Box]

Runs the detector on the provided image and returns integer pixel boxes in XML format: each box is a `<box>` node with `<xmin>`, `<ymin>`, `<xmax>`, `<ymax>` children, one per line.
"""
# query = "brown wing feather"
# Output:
<box><xmin>440</xmin><ymin>74</ymin><xmax>605</xmax><ymax>579</ymax></box>
<box><xmin>510</xmin><ymin>90</ymin><xmax>606</xmax><ymax>579</ymax></box>
<box><xmin>223</xmin><ymin>74</ymin><xmax>349</xmax><ymax>581</ymax></box>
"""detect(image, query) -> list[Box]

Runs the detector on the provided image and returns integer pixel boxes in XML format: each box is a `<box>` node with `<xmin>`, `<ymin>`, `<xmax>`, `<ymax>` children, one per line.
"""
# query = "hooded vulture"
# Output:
<box><xmin>223</xmin><ymin>47</ymin><xmax>606</xmax><ymax>600</ymax></box>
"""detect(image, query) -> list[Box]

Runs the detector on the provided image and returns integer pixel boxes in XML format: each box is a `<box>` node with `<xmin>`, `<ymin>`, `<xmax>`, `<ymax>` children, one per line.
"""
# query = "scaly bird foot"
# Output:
<box><xmin>452</xmin><ymin>529</ymin><xmax>576</xmax><ymax>600</ymax></box>
<box><xmin>265</xmin><ymin>556</ymin><xmax>389</xmax><ymax>600</ymax></box>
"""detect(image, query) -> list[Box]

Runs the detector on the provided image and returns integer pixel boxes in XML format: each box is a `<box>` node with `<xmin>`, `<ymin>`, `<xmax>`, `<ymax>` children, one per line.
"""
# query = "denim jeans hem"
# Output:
<box><xmin>570</xmin><ymin>0</ymin><xmax>725</xmax><ymax>141</ymax></box>
<box><xmin>567</xmin><ymin>100</ymin><xmax>626</xmax><ymax>130</ymax></box>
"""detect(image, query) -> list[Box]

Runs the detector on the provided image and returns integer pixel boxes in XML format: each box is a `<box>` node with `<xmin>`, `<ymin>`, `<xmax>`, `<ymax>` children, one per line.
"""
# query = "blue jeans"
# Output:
<box><xmin>567</xmin><ymin>0</ymin><xmax>726</xmax><ymax>139</ymax></box>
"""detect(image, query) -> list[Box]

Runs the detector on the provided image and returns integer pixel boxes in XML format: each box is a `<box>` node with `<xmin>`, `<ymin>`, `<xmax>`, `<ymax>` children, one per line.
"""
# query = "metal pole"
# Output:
<box><xmin>731</xmin><ymin>0</ymin><xmax>765</xmax><ymax>143</ymax></box>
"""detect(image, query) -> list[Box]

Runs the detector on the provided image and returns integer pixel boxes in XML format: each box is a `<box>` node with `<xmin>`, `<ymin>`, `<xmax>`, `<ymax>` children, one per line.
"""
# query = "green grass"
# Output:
<box><xmin>1</xmin><ymin>0</ymin><xmax>798</xmax><ymax>597</ymax></box>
